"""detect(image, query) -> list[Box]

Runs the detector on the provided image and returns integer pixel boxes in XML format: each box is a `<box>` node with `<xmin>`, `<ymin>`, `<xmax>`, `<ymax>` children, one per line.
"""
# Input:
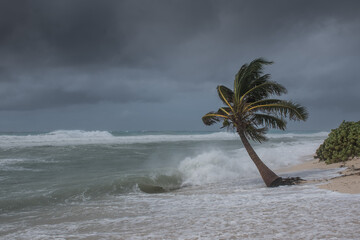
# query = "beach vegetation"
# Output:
<box><xmin>202</xmin><ymin>58</ymin><xmax>308</xmax><ymax>187</ymax></box>
<box><xmin>315</xmin><ymin>121</ymin><xmax>360</xmax><ymax>164</ymax></box>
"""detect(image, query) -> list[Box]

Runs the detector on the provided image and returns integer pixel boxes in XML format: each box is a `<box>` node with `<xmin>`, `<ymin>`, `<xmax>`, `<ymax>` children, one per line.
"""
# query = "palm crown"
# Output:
<box><xmin>202</xmin><ymin>58</ymin><xmax>308</xmax><ymax>142</ymax></box>
<box><xmin>202</xmin><ymin>58</ymin><xmax>308</xmax><ymax>187</ymax></box>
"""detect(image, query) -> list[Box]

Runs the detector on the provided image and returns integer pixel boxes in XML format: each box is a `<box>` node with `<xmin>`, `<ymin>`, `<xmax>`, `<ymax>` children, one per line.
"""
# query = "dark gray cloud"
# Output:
<box><xmin>0</xmin><ymin>0</ymin><xmax>218</xmax><ymax>67</ymax></box>
<box><xmin>0</xmin><ymin>0</ymin><xmax>359</xmax><ymax>130</ymax></box>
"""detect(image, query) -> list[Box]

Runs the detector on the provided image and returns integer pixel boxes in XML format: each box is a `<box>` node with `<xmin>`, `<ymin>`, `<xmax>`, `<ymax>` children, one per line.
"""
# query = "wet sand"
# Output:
<box><xmin>280</xmin><ymin>157</ymin><xmax>360</xmax><ymax>194</ymax></box>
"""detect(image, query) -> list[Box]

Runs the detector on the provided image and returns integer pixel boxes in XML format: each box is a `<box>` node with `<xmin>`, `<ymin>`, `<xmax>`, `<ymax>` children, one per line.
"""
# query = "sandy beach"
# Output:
<box><xmin>281</xmin><ymin>157</ymin><xmax>360</xmax><ymax>194</ymax></box>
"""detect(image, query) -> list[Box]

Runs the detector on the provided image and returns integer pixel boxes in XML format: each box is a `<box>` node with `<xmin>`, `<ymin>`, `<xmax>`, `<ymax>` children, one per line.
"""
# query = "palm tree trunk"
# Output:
<box><xmin>238</xmin><ymin>130</ymin><xmax>281</xmax><ymax>187</ymax></box>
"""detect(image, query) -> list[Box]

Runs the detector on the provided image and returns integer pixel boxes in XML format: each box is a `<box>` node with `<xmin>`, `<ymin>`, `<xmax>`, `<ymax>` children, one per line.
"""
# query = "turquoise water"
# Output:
<box><xmin>1</xmin><ymin>130</ymin><xmax>360</xmax><ymax>239</ymax></box>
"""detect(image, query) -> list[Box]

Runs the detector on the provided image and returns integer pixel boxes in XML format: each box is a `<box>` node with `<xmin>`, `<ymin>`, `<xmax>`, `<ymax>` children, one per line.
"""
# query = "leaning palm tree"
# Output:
<box><xmin>202</xmin><ymin>58</ymin><xmax>308</xmax><ymax>187</ymax></box>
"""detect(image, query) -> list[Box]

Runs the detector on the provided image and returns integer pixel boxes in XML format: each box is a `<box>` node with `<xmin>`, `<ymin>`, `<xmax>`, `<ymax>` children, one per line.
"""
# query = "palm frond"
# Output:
<box><xmin>218</xmin><ymin>107</ymin><xmax>232</xmax><ymax>116</ymax></box>
<box><xmin>248</xmin><ymin>74</ymin><xmax>271</xmax><ymax>89</ymax></box>
<box><xmin>202</xmin><ymin>58</ymin><xmax>308</xmax><ymax>142</ymax></box>
<box><xmin>202</xmin><ymin>111</ymin><xmax>228</xmax><ymax>126</ymax></box>
<box><xmin>246</xmin><ymin>58</ymin><xmax>273</xmax><ymax>78</ymax></box>
<box><xmin>220</xmin><ymin>118</ymin><xmax>234</xmax><ymax>130</ymax></box>
<box><xmin>249</xmin><ymin>100</ymin><xmax>308</xmax><ymax>121</ymax></box>
<box><xmin>234</xmin><ymin>64</ymin><xmax>248</xmax><ymax>98</ymax></box>
<box><xmin>234</xmin><ymin>58</ymin><xmax>273</xmax><ymax>100</ymax></box>
<box><xmin>246</xmin><ymin>99</ymin><xmax>284</xmax><ymax>110</ymax></box>
<box><xmin>244</xmin><ymin>125</ymin><xmax>268</xmax><ymax>143</ymax></box>
<box><xmin>240</xmin><ymin>81</ymin><xmax>287</xmax><ymax>104</ymax></box>
<box><xmin>217</xmin><ymin>85</ymin><xmax>234</xmax><ymax>110</ymax></box>
<box><xmin>252</xmin><ymin>114</ymin><xmax>287</xmax><ymax>130</ymax></box>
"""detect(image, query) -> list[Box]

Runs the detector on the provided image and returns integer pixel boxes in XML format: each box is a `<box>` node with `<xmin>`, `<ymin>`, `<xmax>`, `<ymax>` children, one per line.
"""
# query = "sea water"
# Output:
<box><xmin>1</xmin><ymin>130</ymin><xmax>360</xmax><ymax>239</ymax></box>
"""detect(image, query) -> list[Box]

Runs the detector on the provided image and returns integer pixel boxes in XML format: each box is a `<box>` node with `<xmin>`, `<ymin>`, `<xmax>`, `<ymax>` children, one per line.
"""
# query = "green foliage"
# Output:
<box><xmin>315</xmin><ymin>121</ymin><xmax>360</xmax><ymax>164</ymax></box>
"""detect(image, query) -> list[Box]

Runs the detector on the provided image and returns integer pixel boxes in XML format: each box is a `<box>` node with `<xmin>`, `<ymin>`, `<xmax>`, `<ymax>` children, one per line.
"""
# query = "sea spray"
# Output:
<box><xmin>1</xmin><ymin>130</ymin><xmax>327</xmax><ymax>211</ymax></box>
<box><xmin>178</xmin><ymin>149</ymin><xmax>258</xmax><ymax>186</ymax></box>
<box><xmin>5</xmin><ymin>131</ymin><xmax>360</xmax><ymax>240</ymax></box>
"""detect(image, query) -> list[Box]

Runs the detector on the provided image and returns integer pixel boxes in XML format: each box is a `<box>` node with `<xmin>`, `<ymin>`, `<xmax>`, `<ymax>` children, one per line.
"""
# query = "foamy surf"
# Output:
<box><xmin>0</xmin><ymin>130</ymin><xmax>240</xmax><ymax>148</ymax></box>
<box><xmin>178</xmin><ymin>149</ymin><xmax>258</xmax><ymax>186</ymax></box>
<box><xmin>0</xmin><ymin>130</ymin><xmax>328</xmax><ymax>148</ymax></box>
<box><xmin>4</xmin><ymin>130</ymin><xmax>358</xmax><ymax>240</ymax></box>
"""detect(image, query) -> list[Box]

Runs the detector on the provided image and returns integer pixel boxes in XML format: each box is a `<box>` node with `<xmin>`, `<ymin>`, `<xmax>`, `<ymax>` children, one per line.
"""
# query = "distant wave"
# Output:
<box><xmin>48</xmin><ymin>130</ymin><xmax>113</xmax><ymax>138</ymax></box>
<box><xmin>0</xmin><ymin>130</ymin><xmax>238</xmax><ymax>148</ymax></box>
<box><xmin>267</xmin><ymin>131</ymin><xmax>329</xmax><ymax>139</ymax></box>
<box><xmin>0</xmin><ymin>130</ymin><xmax>328</xmax><ymax>148</ymax></box>
<box><xmin>0</xmin><ymin>158</ymin><xmax>56</xmax><ymax>172</ymax></box>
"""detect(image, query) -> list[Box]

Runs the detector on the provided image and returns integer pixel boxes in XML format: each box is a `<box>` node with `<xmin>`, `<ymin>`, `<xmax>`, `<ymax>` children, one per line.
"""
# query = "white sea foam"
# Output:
<box><xmin>0</xmin><ymin>158</ymin><xmax>55</xmax><ymax>166</ymax></box>
<box><xmin>0</xmin><ymin>130</ymin><xmax>238</xmax><ymax>148</ymax></box>
<box><xmin>0</xmin><ymin>158</ymin><xmax>27</xmax><ymax>167</ymax></box>
<box><xmin>178</xmin><ymin>131</ymin><xmax>322</xmax><ymax>185</ymax></box>
<box><xmin>0</xmin><ymin>130</ymin><xmax>115</xmax><ymax>148</ymax></box>
<box><xmin>2</xmin><ymin>130</ymin><xmax>356</xmax><ymax>240</ymax></box>
<box><xmin>178</xmin><ymin>149</ymin><xmax>258</xmax><ymax>186</ymax></box>
<box><xmin>255</xmin><ymin>139</ymin><xmax>323</xmax><ymax>168</ymax></box>
<box><xmin>48</xmin><ymin>130</ymin><xmax>113</xmax><ymax>138</ymax></box>
<box><xmin>177</xmin><ymin>136</ymin><xmax>323</xmax><ymax>186</ymax></box>
<box><xmin>0</xmin><ymin>158</ymin><xmax>55</xmax><ymax>172</ymax></box>
<box><xmin>2</xmin><ymin>181</ymin><xmax>360</xmax><ymax>240</ymax></box>
<box><xmin>0</xmin><ymin>130</ymin><xmax>327</xmax><ymax>148</ymax></box>
<box><xmin>267</xmin><ymin>131</ymin><xmax>329</xmax><ymax>139</ymax></box>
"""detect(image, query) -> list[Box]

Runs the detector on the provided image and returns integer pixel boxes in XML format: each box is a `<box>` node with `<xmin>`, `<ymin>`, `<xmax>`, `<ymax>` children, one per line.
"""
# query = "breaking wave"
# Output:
<box><xmin>0</xmin><ymin>135</ymin><xmax>324</xmax><ymax>213</ymax></box>
<box><xmin>0</xmin><ymin>130</ymin><xmax>237</xmax><ymax>148</ymax></box>
<box><xmin>0</xmin><ymin>130</ymin><xmax>327</xmax><ymax>148</ymax></box>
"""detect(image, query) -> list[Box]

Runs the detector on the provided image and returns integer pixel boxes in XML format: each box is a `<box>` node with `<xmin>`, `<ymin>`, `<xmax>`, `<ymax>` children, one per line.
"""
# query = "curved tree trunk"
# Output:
<box><xmin>238</xmin><ymin>130</ymin><xmax>281</xmax><ymax>187</ymax></box>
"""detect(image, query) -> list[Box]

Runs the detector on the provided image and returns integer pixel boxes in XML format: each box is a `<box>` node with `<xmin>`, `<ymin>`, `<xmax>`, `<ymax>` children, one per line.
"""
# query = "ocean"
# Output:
<box><xmin>1</xmin><ymin>130</ymin><xmax>360</xmax><ymax>239</ymax></box>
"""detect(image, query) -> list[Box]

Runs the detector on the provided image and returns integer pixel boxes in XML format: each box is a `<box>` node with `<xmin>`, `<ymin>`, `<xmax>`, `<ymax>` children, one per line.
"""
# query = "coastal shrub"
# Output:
<box><xmin>315</xmin><ymin>121</ymin><xmax>360</xmax><ymax>164</ymax></box>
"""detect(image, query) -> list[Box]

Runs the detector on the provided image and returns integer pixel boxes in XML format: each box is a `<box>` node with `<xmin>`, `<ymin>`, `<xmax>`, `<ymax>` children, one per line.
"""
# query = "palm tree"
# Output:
<box><xmin>202</xmin><ymin>58</ymin><xmax>308</xmax><ymax>187</ymax></box>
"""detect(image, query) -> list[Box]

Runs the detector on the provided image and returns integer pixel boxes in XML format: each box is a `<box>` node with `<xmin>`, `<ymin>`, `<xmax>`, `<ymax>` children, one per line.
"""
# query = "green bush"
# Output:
<box><xmin>315</xmin><ymin>121</ymin><xmax>360</xmax><ymax>164</ymax></box>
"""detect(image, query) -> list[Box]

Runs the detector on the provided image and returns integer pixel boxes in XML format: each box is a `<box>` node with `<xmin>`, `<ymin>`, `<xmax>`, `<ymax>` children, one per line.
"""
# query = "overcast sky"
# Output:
<box><xmin>0</xmin><ymin>0</ymin><xmax>359</xmax><ymax>132</ymax></box>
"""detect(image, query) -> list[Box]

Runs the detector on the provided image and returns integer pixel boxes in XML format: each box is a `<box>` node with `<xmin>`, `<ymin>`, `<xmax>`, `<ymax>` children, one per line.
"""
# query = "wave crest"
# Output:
<box><xmin>178</xmin><ymin>150</ymin><xmax>258</xmax><ymax>186</ymax></box>
<box><xmin>48</xmin><ymin>130</ymin><xmax>113</xmax><ymax>138</ymax></box>
<box><xmin>0</xmin><ymin>130</ymin><xmax>328</xmax><ymax>148</ymax></box>
<box><xmin>0</xmin><ymin>131</ymin><xmax>238</xmax><ymax>148</ymax></box>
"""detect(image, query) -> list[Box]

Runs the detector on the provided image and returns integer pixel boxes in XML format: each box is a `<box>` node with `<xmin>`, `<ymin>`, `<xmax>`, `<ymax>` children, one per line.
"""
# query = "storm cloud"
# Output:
<box><xmin>0</xmin><ymin>0</ymin><xmax>359</xmax><ymax>130</ymax></box>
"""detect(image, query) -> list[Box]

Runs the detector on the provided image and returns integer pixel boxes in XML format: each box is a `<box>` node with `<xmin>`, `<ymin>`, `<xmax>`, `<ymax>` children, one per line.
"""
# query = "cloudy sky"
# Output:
<box><xmin>0</xmin><ymin>0</ymin><xmax>359</xmax><ymax>132</ymax></box>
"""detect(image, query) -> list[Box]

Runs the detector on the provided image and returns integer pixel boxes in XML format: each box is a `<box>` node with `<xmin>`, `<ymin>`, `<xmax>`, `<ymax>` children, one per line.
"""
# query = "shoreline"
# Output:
<box><xmin>279</xmin><ymin>157</ymin><xmax>360</xmax><ymax>194</ymax></box>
